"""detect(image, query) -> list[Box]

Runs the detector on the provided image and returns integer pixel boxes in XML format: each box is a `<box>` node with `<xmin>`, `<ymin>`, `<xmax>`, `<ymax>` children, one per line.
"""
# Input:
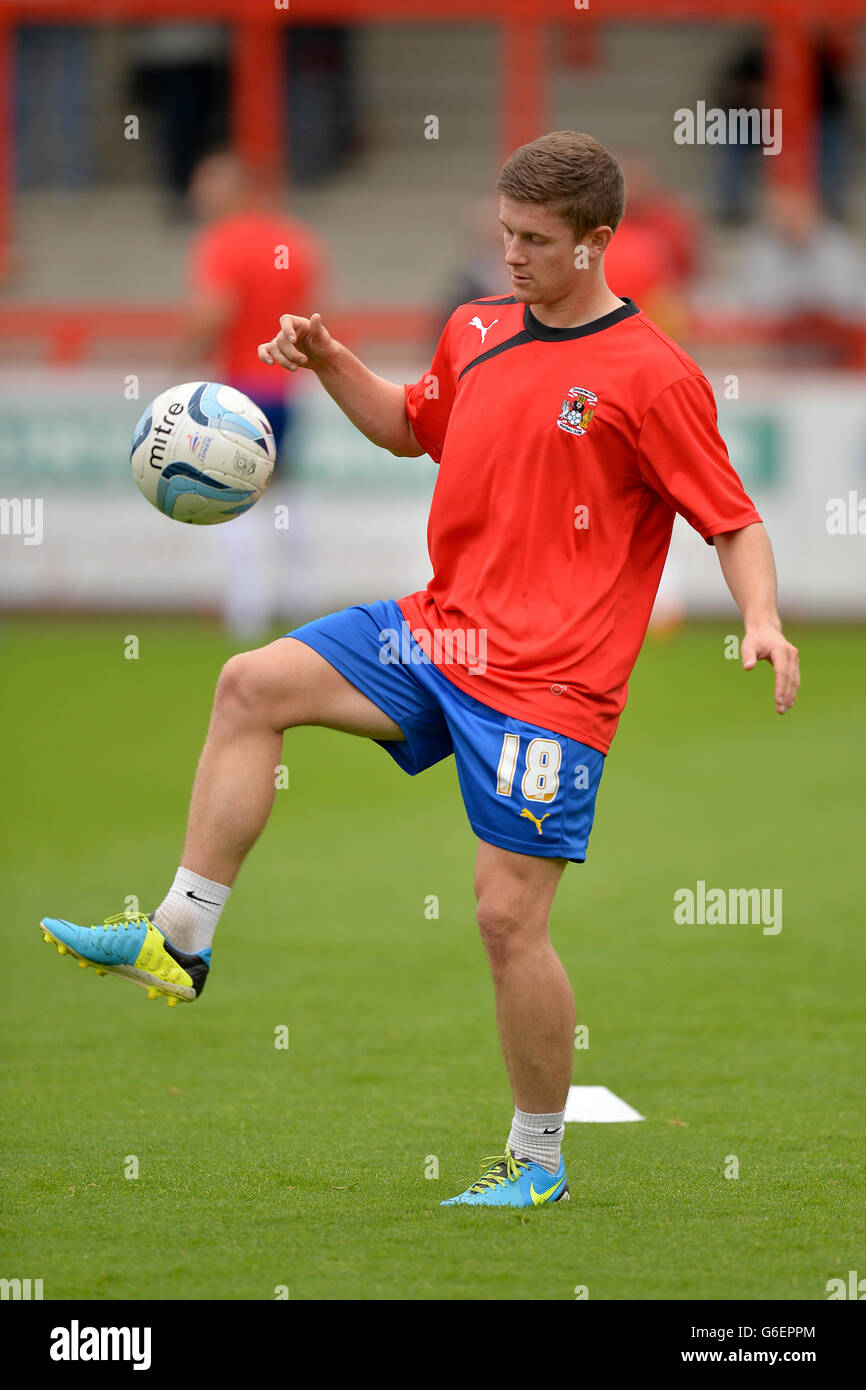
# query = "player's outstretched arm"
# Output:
<box><xmin>713</xmin><ymin>522</ymin><xmax>800</xmax><ymax>715</ymax></box>
<box><xmin>257</xmin><ymin>312</ymin><xmax>425</xmax><ymax>458</ymax></box>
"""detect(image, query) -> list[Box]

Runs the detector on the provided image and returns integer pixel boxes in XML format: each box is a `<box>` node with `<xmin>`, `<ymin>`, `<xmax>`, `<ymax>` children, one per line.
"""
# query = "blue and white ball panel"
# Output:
<box><xmin>288</xmin><ymin>598</ymin><xmax>605</xmax><ymax>862</ymax></box>
<box><xmin>129</xmin><ymin>381</ymin><xmax>275</xmax><ymax>524</ymax></box>
<box><xmin>186</xmin><ymin>381</ymin><xmax>274</xmax><ymax>457</ymax></box>
<box><xmin>130</xmin><ymin>405</ymin><xmax>153</xmax><ymax>456</ymax></box>
<box><xmin>155</xmin><ymin>460</ymin><xmax>261</xmax><ymax>520</ymax></box>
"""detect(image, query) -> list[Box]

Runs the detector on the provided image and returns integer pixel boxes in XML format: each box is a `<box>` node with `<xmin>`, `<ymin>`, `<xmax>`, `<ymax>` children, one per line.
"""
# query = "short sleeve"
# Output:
<box><xmin>637</xmin><ymin>375</ymin><xmax>762</xmax><ymax>543</ymax></box>
<box><xmin>404</xmin><ymin>316</ymin><xmax>458</xmax><ymax>463</ymax></box>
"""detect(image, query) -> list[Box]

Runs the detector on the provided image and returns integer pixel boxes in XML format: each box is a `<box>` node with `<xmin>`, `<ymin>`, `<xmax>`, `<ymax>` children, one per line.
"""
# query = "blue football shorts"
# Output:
<box><xmin>286</xmin><ymin>598</ymin><xmax>605</xmax><ymax>862</ymax></box>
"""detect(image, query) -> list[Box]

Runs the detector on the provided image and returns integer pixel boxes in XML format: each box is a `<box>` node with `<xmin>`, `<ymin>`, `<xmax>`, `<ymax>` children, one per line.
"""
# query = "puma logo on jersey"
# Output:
<box><xmin>520</xmin><ymin>808</ymin><xmax>551</xmax><ymax>835</ymax></box>
<box><xmin>469</xmin><ymin>315</ymin><xmax>499</xmax><ymax>344</ymax></box>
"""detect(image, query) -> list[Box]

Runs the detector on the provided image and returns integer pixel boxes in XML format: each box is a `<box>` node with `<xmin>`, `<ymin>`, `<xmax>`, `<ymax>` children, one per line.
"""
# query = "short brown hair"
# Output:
<box><xmin>496</xmin><ymin>131</ymin><xmax>625</xmax><ymax>240</ymax></box>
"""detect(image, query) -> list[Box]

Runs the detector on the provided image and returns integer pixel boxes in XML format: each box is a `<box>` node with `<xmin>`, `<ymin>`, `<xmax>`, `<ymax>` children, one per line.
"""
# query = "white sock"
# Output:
<box><xmin>151</xmin><ymin>867</ymin><xmax>230</xmax><ymax>956</ymax></box>
<box><xmin>507</xmin><ymin>1107</ymin><xmax>566</xmax><ymax>1175</ymax></box>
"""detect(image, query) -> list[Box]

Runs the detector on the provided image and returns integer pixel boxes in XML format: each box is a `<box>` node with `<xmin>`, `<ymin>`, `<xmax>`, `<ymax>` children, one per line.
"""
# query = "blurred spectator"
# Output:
<box><xmin>733</xmin><ymin>186</ymin><xmax>866</xmax><ymax>317</ymax></box>
<box><xmin>605</xmin><ymin>209</ymin><xmax>686</xmax><ymax>339</ymax></box>
<box><xmin>15</xmin><ymin>27</ymin><xmax>96</xmax><ymax>189</ymax></box>
<box><xmin>183</xmin><ymin>151</ymin><xmax>326</xmax><ymax>448</ymax></box>
<box><xmin>130</xmin><ymin>25</ymin><xmax>229</xmax><ymax>214</ymax></box>
<box><xmin>438</xmin><ymin>198</ymin><xmax>510</xmax><ymax>325</ymax></box>
<box><xmin>713</xmin><ymin>45</ymin><xmax>763</xmax><ymax>224</ymax></box>
<box><xmin>181</xmin><ymin>151</ymin><xmax>328</xmax><ymax>636</ymax></box>
<box><xmin>814</xmin><ymin>32</ymin><xmax>856</xmax><ymax>221</ymax></box>
<box><xmin>728</xmin><ymin>186</ymin><xmax>866</xmax><ymax>365</ymax></box>
<box><xmin>604</xmin><ymin>220</ymin><xmax>674</xmax><ymax>304</ymax></box>
<box><xmin>286</xmin><ymin>27</ymin><xmax>360</xmax><ymax>184</ymax></box>
<box><xmin>714</xmin><ymin>35</ymin><xmax>854</xmax><ymax>223</ymax></box>
<box><xmin>617</xmin><ymin>152</ymin><xmax>702</xmax><ymax>291</ymax></box>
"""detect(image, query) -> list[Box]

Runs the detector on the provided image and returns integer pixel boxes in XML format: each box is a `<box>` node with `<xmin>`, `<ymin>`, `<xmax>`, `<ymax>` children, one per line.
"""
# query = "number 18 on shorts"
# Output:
<box><xmin>288</xmin><ymin>598</ymin><xmax>606</xmax><ymax>863</ymax></box>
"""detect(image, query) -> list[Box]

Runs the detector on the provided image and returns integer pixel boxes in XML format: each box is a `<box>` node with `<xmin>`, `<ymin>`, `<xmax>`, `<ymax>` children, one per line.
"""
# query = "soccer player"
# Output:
<box><xmin>40</xmin><ymin>132</ymin><xmax>800</xmax><ymax>1209</ymax></box>
<box><xmin>180</xmin><ymin>150</ymin><xmax>327</xmax><ymax>636</ymax></box>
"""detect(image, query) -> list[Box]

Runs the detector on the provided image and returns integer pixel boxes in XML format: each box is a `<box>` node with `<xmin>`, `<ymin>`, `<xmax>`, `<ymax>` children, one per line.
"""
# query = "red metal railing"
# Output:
<box><xmin>2</xmin><ymin>0</ymin><xmax>864</xmax><ymax>353</ymax></box>
<box><xmin>0</xmin><ymin>303</ymin><xmax>862</xmax><ymax>368</ymax></box>
<box><xmin>0</xmin><ymin>305</ymin><xmax>438</xmax><ymax>365</ymax></box>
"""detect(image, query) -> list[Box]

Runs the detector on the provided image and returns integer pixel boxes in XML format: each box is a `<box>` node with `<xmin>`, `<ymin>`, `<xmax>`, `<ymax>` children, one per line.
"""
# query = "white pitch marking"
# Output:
<box><xmin>564</xmin><ymin>1085</ymin><xmax>645</xmax><ymax>1123</ymax></box>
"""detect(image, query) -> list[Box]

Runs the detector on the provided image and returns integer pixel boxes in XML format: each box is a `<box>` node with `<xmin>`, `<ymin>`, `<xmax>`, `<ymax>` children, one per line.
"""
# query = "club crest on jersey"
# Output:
<box><xmin>557</xmin><ymin>386</ymin><xmax>598</xmax><ymax>436</ymax></box>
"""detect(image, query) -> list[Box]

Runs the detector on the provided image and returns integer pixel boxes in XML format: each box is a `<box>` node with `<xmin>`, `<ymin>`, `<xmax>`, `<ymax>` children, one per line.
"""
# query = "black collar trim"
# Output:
<box><xmin>523</xmin><ymin>296</ymin><xmax>639</xmax><ymax>341</ymax></box>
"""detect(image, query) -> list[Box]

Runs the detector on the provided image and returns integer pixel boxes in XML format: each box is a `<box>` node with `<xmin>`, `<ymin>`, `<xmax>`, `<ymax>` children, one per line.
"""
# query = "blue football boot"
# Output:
<box><xmin>441</xmin><ymin>1146</ymin><xmax>569</xmax><ymax>1208</ymax></box>
<box><xmin>39</xmin><ymin>911</ymin><xmax>209</xmax><ymax>1006</ymax></box>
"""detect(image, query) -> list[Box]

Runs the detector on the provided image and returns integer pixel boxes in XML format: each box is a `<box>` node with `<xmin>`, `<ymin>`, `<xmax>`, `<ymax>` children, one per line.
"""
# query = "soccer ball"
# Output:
<box><xmin>130</xmin><ymin>381</ymin><xmax>276</xmax><ymax>524</ymax></box>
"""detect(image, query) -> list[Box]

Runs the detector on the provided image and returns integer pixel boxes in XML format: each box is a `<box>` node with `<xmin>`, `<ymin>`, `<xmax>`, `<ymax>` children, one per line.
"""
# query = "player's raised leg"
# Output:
<box><xmin>39</xmin><ymin>638</ymin><xmax>403</xmax><ymax>1004</ymax></box>
<box><xmin>179</xmin><ymin>636</ymin><xmax>403</xmax><ymax>887</ymax></box>
<box><xmin>441</xmin><ymin>841</ymin><xmax>573</xmax><ymax>1208</ymax></box>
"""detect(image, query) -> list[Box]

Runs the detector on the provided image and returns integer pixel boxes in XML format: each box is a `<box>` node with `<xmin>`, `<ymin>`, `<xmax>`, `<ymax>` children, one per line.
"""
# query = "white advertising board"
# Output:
<box><xmin>0</xmin><ymin>368</ymin><xmax>863</xmax><ymax>618</ymax></box>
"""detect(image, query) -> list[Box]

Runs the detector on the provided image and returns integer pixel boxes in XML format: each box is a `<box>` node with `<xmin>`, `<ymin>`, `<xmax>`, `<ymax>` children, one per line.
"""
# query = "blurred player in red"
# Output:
<box><xmin>604</xmin><ymin>151</ymin><xmax>701</xmax><ymax>345</ymax></box>
<box><xmin>180</xmin><ymin>152</ymin><xmax>327</xmax><ymax>634</ymax></box>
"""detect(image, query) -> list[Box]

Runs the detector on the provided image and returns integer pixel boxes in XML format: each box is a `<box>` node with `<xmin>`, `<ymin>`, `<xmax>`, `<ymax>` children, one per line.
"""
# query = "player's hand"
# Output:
<box><xmin>741</xmin><ymin>624</ymin><xmax>800</xmax><ymax>715</ymax></box>
<box><xmin>257</xmin><ymin>312</ymin><xmax>335</xmax><ymax>373</ymax></box>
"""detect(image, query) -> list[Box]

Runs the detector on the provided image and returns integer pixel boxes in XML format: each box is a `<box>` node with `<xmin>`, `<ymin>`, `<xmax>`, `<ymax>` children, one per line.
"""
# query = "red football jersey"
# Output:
<box><xmin>189</xmin><ymin>211</ymin><xmax>324</xmax><ymax>399</ymax></box>
<box><xmin>400</xmin><ymin>295</ymin><xmax>761</xmax><ymax>754</ymax></box>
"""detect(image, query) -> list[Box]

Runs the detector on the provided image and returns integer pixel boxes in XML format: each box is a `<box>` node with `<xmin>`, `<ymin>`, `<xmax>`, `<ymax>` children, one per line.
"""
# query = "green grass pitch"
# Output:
<box><xmin>1</xmin><ymin>616</ymin><xmax>863</xmax><ymax>1301</ymax></box>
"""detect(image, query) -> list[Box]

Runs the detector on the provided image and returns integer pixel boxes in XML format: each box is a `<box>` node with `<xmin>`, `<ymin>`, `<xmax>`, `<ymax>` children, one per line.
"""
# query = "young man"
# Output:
<box><xmin>180</xmin><ymin>151</ymin><xmax>327</xmax><ymax>637</ymax></box>
<box><xmin>40</xmin><ymin>132</ymin><xmax>800</xmax><ymax>1209</ymax></box>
